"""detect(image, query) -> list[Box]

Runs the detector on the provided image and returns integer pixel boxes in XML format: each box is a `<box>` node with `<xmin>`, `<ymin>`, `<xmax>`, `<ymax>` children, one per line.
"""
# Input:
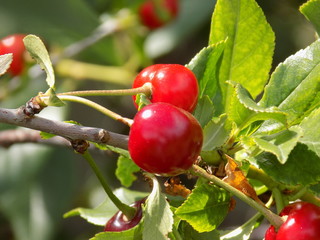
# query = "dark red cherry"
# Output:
<box><xmin>128</xmin><ymin>102</ymin><xmax>203</xmax><ymax>176</ymax></box>
<box><xmin>104</xmin><ymin>199</ymin><xmax>145</xmax><ymax>232</ymax></box>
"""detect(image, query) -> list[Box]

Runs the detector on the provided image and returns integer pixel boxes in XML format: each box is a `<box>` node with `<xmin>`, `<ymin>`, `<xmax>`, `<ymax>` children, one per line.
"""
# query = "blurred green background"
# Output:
<box><xmin>0</xmin><ymin>0</ymin><xmax>315</xmax><ymax>239</ymax></box>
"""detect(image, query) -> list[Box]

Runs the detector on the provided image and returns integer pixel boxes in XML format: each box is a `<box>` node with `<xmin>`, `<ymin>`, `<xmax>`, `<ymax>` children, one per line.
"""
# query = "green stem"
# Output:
<box><xmin>247</xmin><ymin>165</ymin><xmax>278</xmax><ymax>190</ymax></box>
<box><xmin>42</xmin><ymin>95</ymin><xmax>133</xmax><ymax>126</ymax></box>
<box><xmin>248</xmin><ymin>165</ymin><xmax>320</xmax><ymax>207</ymax></box>
<box><xmin>190</xmin><ymin>165</ymin><xmax>285</xmax><ymax>228</ymax></box>
<box><xmin>82</xmin><ymin>151</ymin><xmax>136</xmax><ymax>219</ymax></box>
<box><xmin>301</xmin><ymin>191</ymin><xmax>320</xmax><ymax>207</ymax></box>
<box><xmin>289</xmin><ymin>187</ymin><xmax>307</xmax><ymax>202</ymax></box>
<box><xmin>58</xmin><ymin>83</ymin><xmax>152</xmax><ymax>98</ymax></box>
<box><xmin>171</xmin><ymin>225</ymin><xmax>183</xmax><ymax>240</ymax></box>
<box><xmin>272</xmin><ymin>188</ymin><xmax>285</xmax><ymax>214</ymax></box>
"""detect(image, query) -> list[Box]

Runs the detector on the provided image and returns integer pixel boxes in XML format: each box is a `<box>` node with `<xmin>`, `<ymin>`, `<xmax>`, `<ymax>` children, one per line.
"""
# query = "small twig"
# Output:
<box><xmin>0</xmin><ymin>107</ymin><xmax>129</xmax><ymax>150</ymax></box>
<box><xmin>0</xmin><ymin>129</ymin><xmax>70</xmax><ymax>148</ymax></box>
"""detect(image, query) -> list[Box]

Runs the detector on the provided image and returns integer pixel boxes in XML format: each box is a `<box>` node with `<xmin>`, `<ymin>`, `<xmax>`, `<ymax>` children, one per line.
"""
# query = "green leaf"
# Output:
<box><xmin>255</xmin><ymin>143</ymin><xmax>320</xmax><ymax>185</ymax></box>
<box><xmin>135</xmin><ymin>93</ymin><xmax>151</xmax><ymax>111</ymax></box>
<box><xmin>300</xmin><ymin>0</ymin><xmax>320</xmax><ymax>36</ymax></box>
<box><xmin>220</xmin><ymin>213</ymin><xmax>263</xmax><ymax>240</ymax></box>
<box><xmin>299</xmin><ymin>107</ymin><xmax>320</xmax><ymax>157</ymax></box>
<box><xmin>252</xmin><ymin>126</ymin><xmax>303</xmax><ymax>164</ymax></box>
<box><xmin>308</xmin><ymin>183</ymin><xmax>320</xmax><ymax>196</ymax></box>
<box><xmin>23</xmin><ymin>35</ymin><xmax>55</xmax><ymax>89</ymax></box>
<box><xmin>143</xmin><ymin>175</ymin><xmax>173</xmax><ymax>240</ymax></box>
<box><xmin>209</xmin><ymin>0</ymin><xmax>274</xmax><ymax>108</ymax></box>
<box><xmin>227</xmin><ymin>81</ymin><xmax>287</xmax><ymax>131</ymax></box>
<box><xmin>115</xmin><ymin>155</ymin><xmax>140</xmax><ymax>188</ymax></box>
<box><xmin>0</xmin><ymin>53</ymin><xmax>13</xmax><ymax>76</ymax></box>
<box><xmin>91</xmin><ymin>223</ymin><xmax>142</xmax><ymax>240</ymax></box>
<box><xmin>202</xmin><ymin>114</ymin><xmax>230</xmax><ymax>151</ymax></box>
<box><xmin>258</xmin><ymin>40</ymin><xmax>320</xmax><ymax>133</ymax></box>
<box><xmin>186</xmin><ymin>42</ymin><xmax>225</xmax><ymax>114</ymax></box>
<box><xmin>64</xmin><ymin>188</ymin><xmax>148</xmax><ymax>226</ymax></box>
<box><xmin>93</xmin><ymin>144</ymin><xmax>130</xmax><ymax>159</ymax></box>
<box><xmin>39</xmin><ymin>131</ymin><xmax>56</xmax><ymax>140</ymax></box>
<box><xmin>193</xmin><ymin>96</ymin><xmax>215</xmax><ymax>128</ymax></box>
<box><xmin>43</xmin><ymin>88</ymin><xmax>65</xmax><ymax>107</ymax></box>
<box><xmin>175</xmin><ymin>183</ymin><xmax>230</xmax><ymax>232</ymax></box>
<box><xmin>179</xmin><ymin>221</ymin><xmax>220</xmax><ymax>240</ymax></box>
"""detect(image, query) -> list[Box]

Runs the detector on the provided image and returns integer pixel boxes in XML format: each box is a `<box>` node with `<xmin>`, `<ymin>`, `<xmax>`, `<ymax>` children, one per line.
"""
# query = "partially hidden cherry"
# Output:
<box><xmin>104</xmin><ymin>199</ymin><xmax>145</xmax><ymax>232</ymax></box>
<box><xmin>138</xmin><ymin>0</ymin><xmax>178</xmax><ymax>29</ymax></box>
<box><xmin>265</xmin><ymin>202</ymin><xmax>320</xmax><ymax>240</ymax></box>
<box><xmin>133</xmin><ymin>64</ymin><xmax>199</xmax><ymax>113</ymax></box>
<box><xmin>265</xmin><ymin>225</ymin><xmax>277</xmax><ymax>240</ymax></box>
<box><xmin>128</xmin><ymin>102</ymin><xmax>203</xmax><ymax>176</ymax></box>
<box><xmin>277</xmin><ymin>202</ymin><xmax>320</xmax><ymax>240</ymax></box>
<box><xmin>0</xmin><ymin>34</ymin><xmax>26</xmax><ymax>76</ymax></box>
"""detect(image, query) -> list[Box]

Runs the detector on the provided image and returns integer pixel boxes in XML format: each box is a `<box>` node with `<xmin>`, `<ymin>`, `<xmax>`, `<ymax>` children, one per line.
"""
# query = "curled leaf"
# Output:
<box><xmin>164</xmin><ymin>176</ymin><xmax>191</xmax><ymax>198</ymax></box>
<box><xmin>223</xmin><ymin>155</ymin><xmax>263</xmax><ymax>205</ymax></box>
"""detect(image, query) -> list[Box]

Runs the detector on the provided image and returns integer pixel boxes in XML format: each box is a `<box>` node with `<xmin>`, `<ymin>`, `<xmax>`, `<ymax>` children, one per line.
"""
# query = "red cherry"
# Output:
<box><xmin>128</xmin><ymin>102</ymin><xmax>203</xmax><ymax>176</ymax></box>
<box><xmin>265</xmin><ymin>202</ymin><xmax>320</xmax><ymax>240</ymax></box>
<box><xmin>104</xmin><ymin>199</ymin><xmax>145</xmax><ymax>232</ymax></box>
<box><xmin>0</xmin><ymin>34</ymin><xmax>26</xmax><ymax>76</ymax></box>
<box><xmin>276</xmin><ymin>202</ymin><xmax>320</xmax><ymax>240</ymax></box>
<box><xmin>133</xmin><ymin>64</ymin><xmax>199</xmax><ymax>113</ymax></box>
<box><xmin>265</xmin><ymin>225</ymin><xmax>277</xmax><ymax>240</ymax></box>
<box><xmin>138</xmin><ymin>0</ymin><xmax>178</xmax><ymax>29</ymax></box>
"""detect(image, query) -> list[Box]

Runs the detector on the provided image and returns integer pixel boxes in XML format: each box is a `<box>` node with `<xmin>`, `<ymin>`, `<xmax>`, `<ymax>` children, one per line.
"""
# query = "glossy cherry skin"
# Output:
<box><xmin>0</xmin><ymin>34</ymin><xmax>26</xmax><ymax>76</ymax></box>
<box><xmin>276</xmin><ymin>202</ymin><xmax>320</xmax><ymax>240</ymax></box>
<box><xmin>104</xmin><ymin>199</ymin><xmax>145</xmax><ymax>232</ymax></box>
<box><xmin>128</xmin><ymin>102</ymin><xmax>203</xmax><ymax>176</ymax></box>
<box><xmin>138</xmin><ymin>0</ymin><xmax>178</xmax><ymax>29</ymax></box>
<box><xmin>265</xmin><ymin>225</ymin><xmax>277</xmax><ymax>240</ymax></box>
<box><xmin>133</xmin><ymin>64</ymin><xmax>199</xmax><ymax>113</ymax></box>
<box><xmin>265</xmin><ymin>202</ymin><xmax>320</xmax><ymax>240</ymax></box>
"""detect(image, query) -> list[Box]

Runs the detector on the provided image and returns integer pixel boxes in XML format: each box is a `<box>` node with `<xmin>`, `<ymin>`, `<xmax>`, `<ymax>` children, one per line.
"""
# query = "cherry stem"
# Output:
<box><xmin>247</xmin><ymin>165</ymin><xmax>320</xmax><ymax>207</ymax></box>
<box><xmin>82</xmin><ymin>150</ymin><xmax>136</xmax><ymax>219</ymax></box>
<box><xmin>190</xmin><ymin>164</ymin><xmax>285</xmax><ymax>228</ymax></box>
<box><xmin>58</xmin><ymin>83</ymin><xmax>152</xmax><ymax>98</ymax></box>
<box><xmin>40</xmin><ymin>95</ymin><xmax>133</xmax><ymax>126</ymax></box>
<box><xmin>272</xmin><ymin>188</ymin><xmax>285</xmax><ymax>214</ymax></box>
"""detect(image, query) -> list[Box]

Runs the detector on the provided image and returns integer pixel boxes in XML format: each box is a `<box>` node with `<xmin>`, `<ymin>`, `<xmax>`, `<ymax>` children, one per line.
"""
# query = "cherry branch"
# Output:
<box><xmin>0</xmin><ymin>129</ymin><xmax>71</xmax><ymax>148</ymax></box>
<box><xmin>190</xmin><ymin>164</ymin><xmax>285</xmax><ymax>229</ymax></box>
<box><xmin>0</xmin><ymin>107</ymin><xmax>129</xmax><ymax>150</ymax></box>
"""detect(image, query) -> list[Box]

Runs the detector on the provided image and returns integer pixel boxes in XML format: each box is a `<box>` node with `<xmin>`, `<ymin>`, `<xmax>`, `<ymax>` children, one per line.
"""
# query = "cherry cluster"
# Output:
<box><xmin>105</xmin><ymin>64</ymin><xmax>203</xmax><ymax>231</ymax></box>
<box><xmin>130</xmin><ymin>64</ymin><xmax>202</xmax><ymax>176</ymax></box>
<box><xmin>265</xmin><ymin>202</ymin><xmax>320</xmax><ymax>240</ymax></box>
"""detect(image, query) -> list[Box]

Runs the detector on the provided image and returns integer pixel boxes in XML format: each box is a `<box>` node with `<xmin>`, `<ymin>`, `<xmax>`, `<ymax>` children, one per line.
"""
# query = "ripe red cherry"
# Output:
<box><xmin>138</xmin><ymin>0</ymin><xmax>178</xmax><ymax>29</ymax></box>
<box><xmin>265</xmin><ymin>202</ymin><xmax>320</xmax><ymax>240</ymax></box>
<box><xmin>265</xmin><ymin>225</ymin><xmax>277</xmax><ymax>240</ymax></box>
<box><xmin>104</xmin><ymin>199</ymin><xmax>145</xmax><ymax>232</ymax></box>
<box><xmin>0</xmin><ymin>34</ymin><xmax>26</xmax><ymax>76</ymax></box>
<box><xmin>133</xmin><ymin>64</ymin><xmax>199</xmax><ymax>113</ymax></box>
<box><xmin>277</xmin><ymin>202</ymin><xmax>320</xmax><ymax>240</ymax></box>
<box><xmin>128</xmin><ymin>102</ymin><xmax>203</xmax><ymax>176</ymax></box>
